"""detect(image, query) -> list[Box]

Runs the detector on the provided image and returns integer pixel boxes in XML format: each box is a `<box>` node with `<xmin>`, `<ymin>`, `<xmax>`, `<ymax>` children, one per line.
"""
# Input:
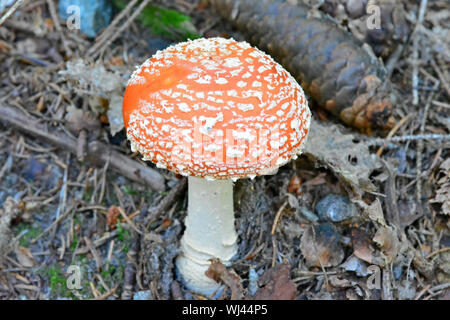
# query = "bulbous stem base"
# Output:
<box><xmin>176</xmin><ymin>176</ymin><xmax>238</xmax><ymax>295</ymax></box>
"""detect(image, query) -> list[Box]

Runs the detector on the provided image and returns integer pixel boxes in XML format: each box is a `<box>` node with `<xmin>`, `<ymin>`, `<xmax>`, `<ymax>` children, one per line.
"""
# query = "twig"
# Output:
<box><xmin>98</xmin><ymin>160</ymin><xmax>109</xmax><ymax>205</ymax></box>
<box><xmin>77</xmin><ymin>130</ymin><xmax>87</xmax><ymax>161</ymax></box>
<box><xmin>376</xmin><ymin>114</ymin><xmax>411</xmax><ymax>156</ymax></box>
<box><xmin>367</xmin><ymin>133</ymin><xmax>450</xmax><ymax>146</ymax></box>
<box><xmin>0</xmin><ymin>154</ymin><xmax>12</xmax><ymax>182</ymax></box>
<box><xmin>294</xmin><ymin>271</ymin><xmax>339</xmax><ymax>276</ymax></box>
<box><xmin>412</xmin><ymin>46</ymin><xmax>419</xmax><ymax>105</ymax></box>
<box><xmin>385</xmin><ymin>44</ymin><xmax>404</xmax><ymax>78</ymax></box>
<box><xmin>31</xmin><ymin>206</ymin><xmax>73</xmax><ymax>244</ymax></box>
<box><xmin>414</xmin><ymin>284</ymin><xmax>431</xmax><ymax>300</ymax></box>
<box><xmin>426</xmin><ymin>247</ymin><xmax>450</xmax><ymax>259</ymax></box>
<box><xmin>46</xmin><ymin>0</ymin><xmax>72</xmax><ymax>56</ymax></box>
<box><xmin>121</xmin><ymin>231</ymin><xmax>140</xmax><ymax>300</ymax></box>
<box><xmin>107</xmin><ymin>240</ymin><xmax>115</xmax><ymax>264</ymax></box>
<box><xmin>411</xmin><ymin>0</ymin><xmax>428</xmax><ymax>105</ymax></box>
<box><xmin>271</xmin><ymin>201</ymin><xmax>287</xmax><ymax>235</ymax></box>
<box><xmin>58</xmin><ymin>234</ymin><xmax>65</xmax><ymax>260</ymax></box>
<box><xmin>381</xmin><ymin>159</ymin><xmax>401</xmax><ymax>227</ymax></box>
<box><xmin>0</xmin><ymin>104</ymin><xmax>166</xmax><ymax>191</ymax></box>
<box><xmin>92</xmin><ymin>285</ymin><xmax>118</xmax><ymax>300</ymax></box>
<box><xmin>72</xmin><ymin>230</ymin><xmax>118</xmax><ymax>256</ymax></box>
<box><xmin>0</xmin><ymin>0</ymin><xmax>27</xmax><ymax>27</ymax></box>
<box><xmin>430</xmin><ymin>59</ymin><xmax>450</xmax><ymax>98</ymax></box>
<box><xmin>432</xmin><ymin>100</ymin><xmax>450</xmax><ymax>109</ymax></box>
<box><xmin>55</xmin><ymin>153</ymin><xmax>69</xmax><ymax>220</ymax></box>
<box><xmin>86</xmin><ymin>0</ymin><xmax>152</xmax><ymax>59</ymax></box>
<box><xmin>117</xmin><ymin>207</ymin><xmax>143</xmax><ymax>235</ymax></box>
<box><xmin>271</xmin><ymin>237</ymin><xmax>277</xmax><ymax>268</ymax></box>
<box><xmin>95</xmin><ymin>274</ymin><xmax>111</xmax><ymax>293</ymax></box>
<box><xmin>429</xmin><ymin>282</ymin><xmax>450</xmax><ymax>293</ymax></box>
<box><xmin>417</xmin><ymin>0</ymin><xmax>428</xmax><ymax>29</ymax></box>
<box><xmin>84</xmin><ymin>236</ymin><xmax>103</xmax><ymax>272</ymax></box>
<box><xmin>416</xmin><ymin>82</ymin><xmax>439</xmax><ymax>204</ymax></box>
<box><xmin>94</xmin><ymin>0</ymin><xmax>140</xmax><ymax>46</ymax></box>
<box><xmin>145</xmin><ymin>178</ymin><xmax>187</xmax><ymax>226</ymax></box>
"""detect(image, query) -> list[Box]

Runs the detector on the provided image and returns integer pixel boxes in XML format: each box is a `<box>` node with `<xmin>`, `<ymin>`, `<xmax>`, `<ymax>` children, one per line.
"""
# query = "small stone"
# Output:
<box><xmin>133</xmin><ymin>290</ymin><xmax>153</xmax><ymax>300</ymax></box>
<box><xmin>58</xmin><ymin>0</ymin><xmax>112</xmax><ymax>38</ymax></box>
<box><xmin>316</xmin><ymin>194</ymin><xmax>357</xmax><ymax>222</ymax></box>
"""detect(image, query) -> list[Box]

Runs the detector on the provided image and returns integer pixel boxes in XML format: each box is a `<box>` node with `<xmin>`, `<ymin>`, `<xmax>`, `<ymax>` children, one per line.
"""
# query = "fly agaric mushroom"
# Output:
<box><xmin>122</xmin><ymin>37</ymin><xmax>311</xmax><ymax>295</ymax></box>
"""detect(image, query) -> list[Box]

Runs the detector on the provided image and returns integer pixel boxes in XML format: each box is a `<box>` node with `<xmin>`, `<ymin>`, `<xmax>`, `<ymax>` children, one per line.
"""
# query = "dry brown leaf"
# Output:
<box><xmin>412</xmin><ymin>249</ymin><xmax>435</xmax><ymax>280</ymax></box>
<box><xmin>351</xmin><ymin>228</ymin><xmax>380</xmax><ymax>265</ymax></box>
<box><xmin>250</xmin><ymin>264</ymin><xmax>296</xmax><ymax>300</ymax></box>
<box><xmin>300</xmin><ymin>224</ymin><xmax>344</xmax><ymax>267</ymax></box>
<box><xmin>373</xmin><ymin>225</ymin><xmax>400</xmax><ymax>263</ymax></box>
<box><xmin>205</xmin><ymin>259</ymin><xmax>243</xmax><ymax>300</ymax></box>
<box><xmin>328</xmin><ymin>275</ymin><xmax>353</xmax><ymax>288</ymax></box>
<box><xmin>14</xmin><ymin>246</ymin><xmax>35</xmax><ymax>268</ymax></box>
<box><xmin>397</xmin><ymin>199</ymin><xmax>422</xmax><ymax>227</ymax></box>
<box><xmin>59</xmin><ymin>59</ymin><xmax>126</xmax><ymax>136</ymax></box>
<box><xmin>65</xmin><ymin>105</ymin><xmax>100</xmax><ymax>134</ymax></box>
<box><xmin>304</xmin><ymin>119</ymin><xmax>382</xmax><ymax>196</ymax></box>
<box><xmin>366</xmin><ymin>198</ymin><xmax>386</xmax><ymax>226</ymax></box>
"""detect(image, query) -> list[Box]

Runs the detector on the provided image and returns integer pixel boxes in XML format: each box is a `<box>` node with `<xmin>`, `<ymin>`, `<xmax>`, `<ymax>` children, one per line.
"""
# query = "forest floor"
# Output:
<box><xmin>0</xmin><ymin>0</ymin><xmax>448</xmax><ymax>300</ymax></box>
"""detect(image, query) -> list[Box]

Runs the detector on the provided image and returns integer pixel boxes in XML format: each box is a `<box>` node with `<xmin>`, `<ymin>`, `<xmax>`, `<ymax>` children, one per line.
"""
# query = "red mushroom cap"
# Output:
<box><xmin>123</xmin><ymin>37</ymin><xmax>310</xmax><ymax>180</ymax></box>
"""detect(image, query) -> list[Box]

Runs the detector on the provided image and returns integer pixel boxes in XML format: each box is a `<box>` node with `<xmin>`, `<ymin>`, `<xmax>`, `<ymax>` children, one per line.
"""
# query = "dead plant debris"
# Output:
<box><xmin>0</xmin><ymin>0</ymin><xmax>448</xmax><ymax>300</ymax></box>
<box><xmin>249</xmin><ymin>263</ymin><xmax>297</xmax><ymax>300</ymax></box>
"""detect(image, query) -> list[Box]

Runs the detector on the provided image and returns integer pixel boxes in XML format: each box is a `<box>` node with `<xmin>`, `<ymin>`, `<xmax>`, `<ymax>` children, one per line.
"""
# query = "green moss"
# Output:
<box><xmin>113</xmin><ymin>0</ymin><xmax>200</xmax><ymax>41</ymax></box>
<box><xmin>15</xmin><ymin>223</ymin><xmax>41</xmax><ymax>247</ymax></box>
<box><xmin>123</xmin><ymin>186</ymin><xmax>137</xmax><ymax>195</ymax></box>
<box><xmin>48</xmin><ymin>266</ymin><xmax>66</xmax><ymax>292</ymax></box>
<box><xmin>69</xmin><ymin>215</ymin><xmax>84</xmax><ymax>252</ymax></box>
<box><xmin>82</xmin><ymin>186</ymin><xmax>93</xmax><ymax>202</ymax></box>
<box><xmin>42</xmin><ymin>265</ymin><xmax>77</xmax><ymax>299</ymax></box>
<box><xmin>38</xmin><ymin>261</ymin><xmax>93</xmax><ymax>299</ymax></box>
<box><xmin>101</xmin><ymin>262</ymin><xmax>125</xmax><ymax>288</ymax></box>
<box><xmin>70</xmin><ymin>235</ymin><xmax>79</xmax><ymax>252</ymax></box>
<box><xmin>141</xmin><ymin>190</ymin><xmax>154</xmax><ymax>203</ymax></box>
<box><xmin>116</xmin><ymin>220</ymin><xmax>130</xmax><ymax>242</ymax></box>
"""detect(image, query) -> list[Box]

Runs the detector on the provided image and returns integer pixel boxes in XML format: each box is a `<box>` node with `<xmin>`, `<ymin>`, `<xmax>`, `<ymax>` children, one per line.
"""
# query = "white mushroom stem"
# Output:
<box><xmin>176</xmin><ymin>176</ymin><xmax>238</xmax><ymax>295</ymax></box>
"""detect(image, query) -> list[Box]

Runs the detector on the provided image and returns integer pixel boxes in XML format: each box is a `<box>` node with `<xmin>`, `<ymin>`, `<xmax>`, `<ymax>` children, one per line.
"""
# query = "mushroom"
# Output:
<box><xmin>122</xmin><ymin>37</ymin><xmax>311</xmax><ymax>295</ymax></box>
